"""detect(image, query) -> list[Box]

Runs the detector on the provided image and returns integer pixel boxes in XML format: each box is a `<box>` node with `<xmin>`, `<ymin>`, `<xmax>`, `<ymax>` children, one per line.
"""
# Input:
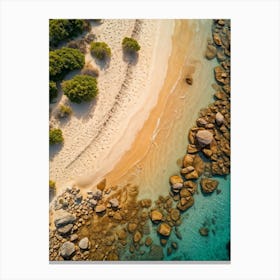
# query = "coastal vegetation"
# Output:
<box><xmin>122</xmin><ymin>37</ymin><xmax>141</xmax><ymax>52</ymax></box>
<box><xmin>62</xmin><ymin>75</ymin><xmax>98</xmax><ymax>103</ymax></box>
<box><xmin>90</xmin><ymin>42</ymin><xmax>111</xmax><ymax>60</ymax></box>
<box><xmin>49</xmin><ymin>19</ymin><xmax>90</xmax><ymax>47</ymax></box>
<box><xmin>49</xmin><ymin>81</ymin><xmax>58</xmax><ymax>102</ymax></box>
<box><xmin>49</xmin><ymin>128</ymin><xmax>64</xmax><ymax>145</ymax></box>
<box><xmin>49</xmin><ymin>47</ymin><xmax>85</xmax><ymax>81</ymax></box>
<box><xmin>58</xmin><ymin>105</ymin><xmax>72</xmax><ymax>118</ymax></box>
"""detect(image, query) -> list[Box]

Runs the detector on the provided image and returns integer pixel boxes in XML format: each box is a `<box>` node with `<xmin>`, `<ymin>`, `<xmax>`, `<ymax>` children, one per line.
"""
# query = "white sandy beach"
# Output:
<box><xmin>50</xmin><ymin>19</ymin><xmax>175</xmax><ymax>193</ymax></box>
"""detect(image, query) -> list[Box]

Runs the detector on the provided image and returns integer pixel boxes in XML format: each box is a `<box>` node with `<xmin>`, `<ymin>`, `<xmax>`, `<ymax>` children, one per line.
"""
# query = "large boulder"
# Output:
<box><xmin>196</xmin><ymin>130</ymin><xmax>213</xmax><ymax>146</ymax></box>
<box><xmin>150</xmin><ymin>210</ymin><xmax>163</xmax><ymax>223</ymax></box>
<box><xmin>183</xmin><ymin>154</ymin><xmax>195</xmax><ymax>167</ymax></box>
<box><xmin>200</xmin><ymin>178</ymin><xmax>219</xmax><ymax>193</ymax></box>
<box><xmin>169</xmin><ymin>175</ymin><xmax>183</xmax><ymax>193</ymax></box>
<box><xmin>60</xmin><ymin>241</ymin><xmax>75</xmax><ymax>259</ymax></box>
<box><xmin>54</xmin><ymin>212</ymin><xmax>76</xmax><ymax>228</ymax></box>
<box><xmin>157</xmin><ymin>223</ymin><xmax>171</xmax><ymax>237</ymax></box>
<box><xmin>183</xmin><ymin>181</ymin><xmax>197</xmax><ymax>194</ymax></box>
<box><xmin>79</xmin><ymin>237</ymin><xmax>89</xmax><ymax>250</ymax></box>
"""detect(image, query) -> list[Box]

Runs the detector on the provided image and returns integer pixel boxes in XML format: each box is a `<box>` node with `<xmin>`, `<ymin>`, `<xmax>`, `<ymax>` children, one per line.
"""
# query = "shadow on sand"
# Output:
<box><xmin>122</xmin><ymin>50</ymin><xmax>139</xmax><ymax>65</ymax></box>
<box><xmin>93</xmin><ymin>56</ymin><xmax>111</xmax><ymax>70</ymax></box>
<box><xmin>69</xmin><ymin>97</ymin><xmax>98</xmax><ymax>121</ymax></box>
<box><xmin>49</xmin><ymin>143</ymin><xmax>63</xmax><ymax>160</ymax></box>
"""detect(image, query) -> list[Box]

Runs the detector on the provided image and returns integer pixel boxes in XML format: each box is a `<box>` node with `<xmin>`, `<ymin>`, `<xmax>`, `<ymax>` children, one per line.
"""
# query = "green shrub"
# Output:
<box><xmin>49</xmin><ymin>47</ymin><xmax>85</xmax><ymax>81</ymax></box>
<box><xmin>49</xmin><ymin>19</ymin><xmax>86</xmax><ymax>47</ymax></box>
<box><xmin>49</xmin><ymin>128</ymin><xmax>64</xmax><ymax>144</ymax></box>
<box><xmin>90</xmin><ymin>42</ymin><xmax>111</xmax><ymax>60</ymax></box>
<box><xmin>49</xmin><ymin>81</ymin><xmax>58</xmax><ymax>102</ymax></box>
<box><xmin>49</xmin><ymin>180</ymin><xmax>56</xmax><ymax>189</ymax></box>
<box><xmin>62</xmin><ymin>75</ymin><xmax>98</xmax><ymax>103</ymax></box>
<box><xmin>122</xmin><ymin>37</ymin><xmax>141</xmax><ymax>52</ymax></box>
<box><xmin>59</xmin><ymin>105</ymin><xmax>72</xmax><ymax>118</ymax></box>
<box><xmin>81</xmin><ymin>63</ymin><xmax>99</xmax><ymax>77</ymax></box>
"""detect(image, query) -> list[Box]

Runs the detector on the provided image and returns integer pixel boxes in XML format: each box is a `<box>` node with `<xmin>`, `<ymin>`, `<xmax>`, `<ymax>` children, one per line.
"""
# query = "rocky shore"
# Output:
<box><xmin>49</xmin><ymin>19</ymin><xmax>230</xmax><ymax>261</ymax></box>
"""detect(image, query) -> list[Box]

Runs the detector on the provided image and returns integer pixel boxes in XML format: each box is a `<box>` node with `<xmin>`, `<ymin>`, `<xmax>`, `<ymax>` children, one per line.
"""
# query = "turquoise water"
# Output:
<box><xmin>164</xmin><ymin>174</ymin><xmax>230</xmax><ymax>261</ymax></box>
<box><xmin>153</xmin><ymin>175</ymin><xmax>230</xmax><ymax>261</ymax></box>
<box><xmin>121</xmin><ymin>174</ymin><xmax>230</xmax><ymax>261</ymax></box>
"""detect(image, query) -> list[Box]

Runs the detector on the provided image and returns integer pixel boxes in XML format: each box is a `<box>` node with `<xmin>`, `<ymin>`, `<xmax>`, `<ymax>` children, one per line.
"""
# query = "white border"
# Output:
<box><xmin>0</xmin><ymin>0</ymin><xmax>279</xmax><ymax>279</ymax></box>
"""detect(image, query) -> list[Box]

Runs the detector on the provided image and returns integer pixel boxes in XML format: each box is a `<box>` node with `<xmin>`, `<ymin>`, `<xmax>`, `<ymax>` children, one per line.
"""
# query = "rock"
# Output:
<box><xmin>95</xmin><ymin>205</ymin><xmax>106</xmax><ymax>213</ymax></box>
<box><xmin>177</xmin><ymin>196</ymin><xmax>194</xmax><ymax>212</ymax></box>
<box><xmin>175</xmin><ymin>228</ymin><xmax>182</xmax><ymax>240</ymax></box>
<box><xmin>92</xmin><ymin>190</ymin><xmax>102</xmax><ymax>200</ymax></box>
<box><xmin>89</xmin><ymin>199</ymin><xmax>98</xmax><ymax>207</ymax></box>
<box><xmin>127</xmin><ymin>223</ymin><xmax>137</xmax><ymax>233</ymax></box>
<box><xmin>167</xmin><ymin>247</ymin><xmax>172</xmax><ymax>256</ymax></box>
<box><xmin>60</xmin><ymin>241</ymin><xmax>75</xmax><ymax>259</ymax></box>
<box><xmin>113</xmin><ymin>212</ymin><xmax>122</xmax><ymax>221</ymax></box>
<box><xmin>217</xmin><ymin>49</ymin><xmax>226</xmax><ymax>61</ymax></box>
<box><xmin>185</xmin><ymin>75</ymin><xmax>193</xmax><ymax>85</ymax></box>
<box><xmin>157</xmin><ymin>223</ymin><xmax>171</xmax><ymax>237</ymax></box>
<box><xmin>185</xmin><ymin>170</ymin><xmax>199</xmax><ymax>180</ymax></box>
<box><xmin>187</xmin><ymin>144</ymin><xmax>199</xmax><ymax>154</ymax></box>
<box><xmin>215</xmin><ymin>112</ymin><xmax>224</xmax><ymax>126</ymax></box>
<box><xmin>145</xmin><ymin>236</ymin><xmax>153</xmax><ymax>246</ymax></box>
<box><xmin>200</xmin><ymin>178</ymin><xmax>219</xmax><ymax>193</ymax></box>
<box><xmin>117</xmin><ymin>229</ymin><xmax>127</xmax><ymax>240</ymax></box>
<box><xmin>183</xmin><ymin>154</ymin><xmax>195</xmax><ymax>167</ymax></box>
<box><xmin>184</xmin><ymin>181</ymin><xmax>197</xmax><ymax>194</ymax></box>
<box><xmin>181</xmin><ymin>166</ymin><xmax>195</xmax><ymax>174</ymax></box>
<box><xmin>55</xmin><ymin>213</ymin><xmax>76</xmax><ymax>228</ymax></box>
<box><xmin>196</xmin><ymin>130</ymin><xmax>213</xmax><ymax>146</ymax></box>
<box><xmin>171</xmin><ymin>183</ymin><xmax>184</xmax><ymax>193</ymax></box>
<box><xmin>169</xmin><ymin>175</ymin><xmax>183</xmax><ymax>185</ymax></box>
<box><xmin>150</xmin><ymin>210</ymin><xmax>163</xmax><ymax>223</ymax></box>
<box><xmin>70</xmin><ymin>234</ymin><xmax>78</xmax><ymax>242</ymax></box>
<box><xmin>205</xmin><ymin>44</ymin><xmax>217</xmax><ymax>59</ymax></box>
<box><xmin>196</xmin><ymin>118</ymin><xmax>208</xmax><ymax>127</ymax></box>
<box><xmin>193</xmin><ymin>154</ymin><xmax>205</xmax><ymax>176</ymax></box>
<box><xmin>214</xmin><ymin>91</ymin><xmax>227</xmax><ymax>100</ymax></box>
<box><xmin>199</xmin><ymin>227</ymin><xmax>209</xmax><ymax>236</ymax></box>
<box><xmin>214</xmin><ymin>66</ymin><xmax>229</xmax><ymax>85</ymax></box>
<box><xmin>75</xmin><ymin>194</ymin><xmax>83</xmax><ymax>204</ymax></box>
<box><xmin>213</xmin><ymin>33</ymin><xmax>222</xmax><ymax>46</ymax></box>
<box><xmin>107</xmin><ymin>252</ymin><xmax>119</xmax><ymax>261</ymax></box>
<box><xmin>202</xmin><ymin>148</ymin><xmax>213</xmax><ymax>158</ymax></box>
<box><xmin>139</xmin><ymin>199</ymin><xmax>152</xmax><ymax>208</ymax></box>
<box><xmin>171</xmin><ymin>242</ymin><xmax>178</xmax><ymax>250</ymax></box>
<box><xmin>148</xmin><ymin>245</ymin><xmax>164</xmax><ymax>260</ymax></box>
<box><xmin>170</xmin><ymin>208</ymin><xmax>180</xmax><ymax>221</ymax></box>
<box><xmin>109</xmin><ymin>198</ymin><xmax>119</xmax><ymax>209</ymax></box>
<box><xmin>160</xmin><ymin>239</ymin><xmax>167</xmax><ymax>246</ymax></box>
<box><xmin>179</xmin><ymin>188</ymin><xmax>192</xmax><ymax>198</ymax></box>
<box><xmin>133</xmin><ymin>231</ymin><xmax>142</xmax><ymax>243</ymax></box>
<box><xmin>57</xmin><ymin>224</ymin><xmax>73</xmax><ymax>235</ymax></box>
<box><xmin>205</xmin><ymin>123</ymin><xmax>215</xmax><ymax>129</ymax></box>
<box><xmin>79</xmin><ymin>237</ymin><xmax>89</xmax><ymax>250</ymax></box>
<box><xmin>97</xmin><ymin>178</ymin><xmax>106</xmax><ymax>191</ymax></box>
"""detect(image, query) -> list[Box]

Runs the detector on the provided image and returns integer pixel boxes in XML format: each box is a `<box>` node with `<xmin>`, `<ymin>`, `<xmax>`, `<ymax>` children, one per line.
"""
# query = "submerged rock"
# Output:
<box><xmin>199</xmin><ymin>227</ymin><xmax>209</xmax><ymax>236</ymax></box>
<box><xmin>177</xmin><ymin>196</ymin><xmax>194</xmax><ymax>212</ymax></box>
<box><xmin>133</xmin><ymin>231</ymin><xmax>142</xmax><ymax>243</ymax></box>
<box><xmin>170</xmin><ymin>208</ymin><xmax>180</xmax><ymax>221</ymax></box>
<box><xmin>200</xmin><ymin>178</ymin><xmax>219</xmax><ymax>193</ymax></box>
<box><xmin>205</xmin><ymin>44</ymin><xmax>217</xmax><ymax>60</ymax></box>
<box><xmin>145</xmin><ymin>236</ymin><xmax>153</xmax><ymax>246</ymax></box>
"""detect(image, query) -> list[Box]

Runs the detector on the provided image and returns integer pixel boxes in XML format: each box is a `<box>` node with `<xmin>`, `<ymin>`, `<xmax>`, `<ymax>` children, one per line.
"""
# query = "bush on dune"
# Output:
<box><xmin>49</xmin><ymin>19</ymin><xmax>88</xmax><ymax>47</ymax></box>
<box><xmin>90</xmin><ymin>42</ymin><xmax>111</xmax><ymax>60</ymax></box>
<box><xmin>49</xmin><ymin>128</ymin><xmax>64</xmax><ymax>145</ymax></box>
<box><xmin>58</xmin><ymin>105</ymin><xmax>72</xmax><ymax>118</ymax></box>
<box><xmin>49</xmin><ymin>81</ymin><xmax>58</xmax><ymax>102</ymax></box>
<box><xmin>62</xmin><ymin>75</ymin><xmax>98</xmax><ymax>103</ymax></box>
<box><xmin>49</xmin><ymin>47</ymin><xmax>85</xmax><ymax>81</ymax></box>
<box><xmin>122</xmin><ymin>37</ymin><xmax>141</xmax><ymax>52</ymax></box>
